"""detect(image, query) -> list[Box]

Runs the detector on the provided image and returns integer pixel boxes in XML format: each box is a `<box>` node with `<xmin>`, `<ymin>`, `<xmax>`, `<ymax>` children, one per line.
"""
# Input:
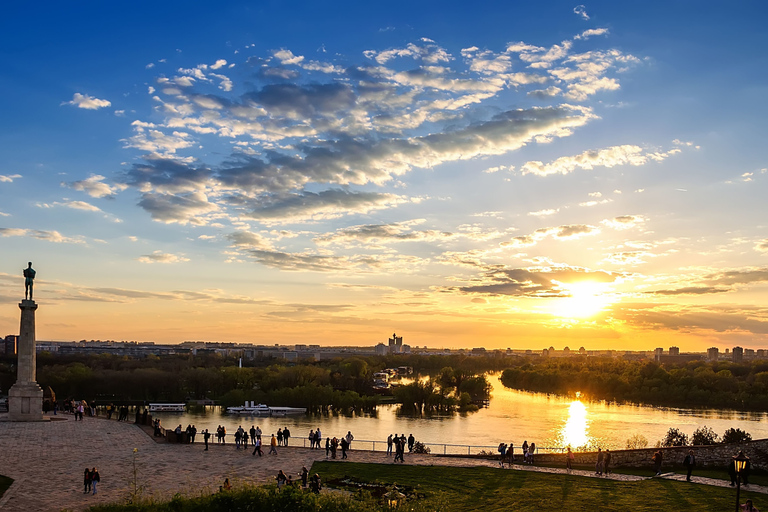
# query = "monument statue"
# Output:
<box><xmin>24</xmin><ymin>262</ymin><xmax>36</xmax><ymax>300</ymax></box>
<box><xmin>9</xmin><ymin>261</ymin><xmax>44</xmax><ymax>421</ymax></box>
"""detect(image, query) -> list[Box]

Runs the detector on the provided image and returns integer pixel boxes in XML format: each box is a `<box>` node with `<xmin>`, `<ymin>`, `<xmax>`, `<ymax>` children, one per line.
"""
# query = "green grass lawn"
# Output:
<box><xmin>312</xmin><ymin>461</ymin><xmax>765</xmax><ymax>511</ymax></box>
<box><xmin>0</xmin><ymin>475</ymin><xmax>13</xmax><ymax>499</ymax></box>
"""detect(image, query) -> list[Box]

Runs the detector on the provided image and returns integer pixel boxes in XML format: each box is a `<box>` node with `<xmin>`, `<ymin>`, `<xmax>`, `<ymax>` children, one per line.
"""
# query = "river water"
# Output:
<box><xmin>151</xmin><ymin>375</ymin><xmax>768</xmax><ymax>454</ymax></box>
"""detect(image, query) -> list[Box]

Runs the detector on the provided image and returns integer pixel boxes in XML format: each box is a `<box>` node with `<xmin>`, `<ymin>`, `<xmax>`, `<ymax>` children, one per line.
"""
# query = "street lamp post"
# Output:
<box><xmin>733</xmin><ymin>451</ymin><xmax>750</xmax><ymax>512</ymax></box>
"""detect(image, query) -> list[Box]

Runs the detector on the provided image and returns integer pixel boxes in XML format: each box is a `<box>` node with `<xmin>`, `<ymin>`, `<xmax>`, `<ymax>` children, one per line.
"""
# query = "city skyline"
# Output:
<box><xmin>1</xmin><ymin>1</ymin><xmax>767</xmax><ymax>350</ymax></box>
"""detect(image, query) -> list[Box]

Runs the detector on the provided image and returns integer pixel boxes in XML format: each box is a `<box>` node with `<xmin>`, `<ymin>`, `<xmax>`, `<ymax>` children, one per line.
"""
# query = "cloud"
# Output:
<box><xmin>521</xmin><ymin>144</ymin><xmax>681</xmax><ymax>176</ymax></box>
<box><xmin>574</xmin><ymin>28</ymin><xmax>609</xmax><ymax>40</ymax></box>
<box><xmin>528</xmin><ymin>208</ymin><xmax>559</xmax><ymax>217</ymax></box>
<box><xmin>240</xmin><ymin>189</ymin><xmax>412</xmax><ymax>224</ymax></box>
<box><xmin>64</xmin><ymin>174</ymin><xmax>127</xmax><ymax>198</ymax></box>
<box><xmin>62</xmin><ymin>93</ymin><xmax>111</xmax><ymax>110</ymax></box>
<box><xmin>46</xmin><ymin>200</ymin><xmax>102</xmax><ymax>212</ymax></box>
<box><xmin>0</xmin><ymin>174</ymin><xmax>21</xmax><ymax>183</ymax></box>
<box><xmin>601</xmin><ymin>215</ymin><xmax>646</xmax><ymax>230</ymax></box>
<box><xmin>137</xmin><ymin>191</ymin><xmax>219</xmax><ymax>225</ymax></box>
<box><xmin>0</xmin><ymin>228</ymin><xmax>84</xmax><ymax>243</ymax></box>
<box><xmin>756</xmin><ymin>239</ymin><xmax>768</xmax><ymax>253</ymax></box>
<box><xmin>273</xmin><ymin>49</ymin><xmax>304</xmax><ymax>65</ymax></box>
<box><xmin>527</xmin><ymin>86</ymin><xmax>562</xmax><ymax>99</ymax></box>
<box><xmin>449</xmin><ymin>265</ymin><xmax>616</xmax><ymax>297</ymax></box>
<box><xmin>210</xmin><ymin>59</ymin><xmax>228</xmax><ymax>70</ymax></box>
<box><xmin>315</xmin><ymin>220</ymin><xmax>456</xmax><ymax>246</ymax></box>
<box><xmin>573</xmin><ymin>5</ymin><xmax>590</xmax><ymax>20</ymax></box>
<box><xmin>501</xmin><ymin>223</ymin><xmax>600</xmax><ymax>247</ymax></box>
<box><xmin>136</xmin><ymin>251</ymin><xmax>190</xmax><ymax>264</ymax></box>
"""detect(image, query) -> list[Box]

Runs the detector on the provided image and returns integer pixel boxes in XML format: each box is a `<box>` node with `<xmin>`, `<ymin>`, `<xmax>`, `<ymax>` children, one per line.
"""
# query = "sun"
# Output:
<box><xmin>551</xmin><ymin>281</ymin><xmax>614</xmax><ymax>319</ymax></box>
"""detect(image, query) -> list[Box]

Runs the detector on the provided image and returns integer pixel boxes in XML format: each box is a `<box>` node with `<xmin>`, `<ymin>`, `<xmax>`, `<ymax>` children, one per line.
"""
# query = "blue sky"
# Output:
<box><xmin>1</xmin><ymin>1</ymin><xmax>767</xmax><ymax>349</ymax></box>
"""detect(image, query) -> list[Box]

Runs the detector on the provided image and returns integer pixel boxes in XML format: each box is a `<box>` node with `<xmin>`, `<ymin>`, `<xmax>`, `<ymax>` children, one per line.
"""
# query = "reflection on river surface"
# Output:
<box><xmin>152</xmin><ymin>374</ymin><xmax>768</xmax><ymax>453</ymax></box>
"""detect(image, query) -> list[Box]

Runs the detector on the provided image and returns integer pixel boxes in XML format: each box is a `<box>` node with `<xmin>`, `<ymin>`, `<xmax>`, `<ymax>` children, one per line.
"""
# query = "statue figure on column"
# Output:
<box><xmin>24</xmin><ymin>262</ymin><xmax>36</xmax><ymax>300</ymax></box>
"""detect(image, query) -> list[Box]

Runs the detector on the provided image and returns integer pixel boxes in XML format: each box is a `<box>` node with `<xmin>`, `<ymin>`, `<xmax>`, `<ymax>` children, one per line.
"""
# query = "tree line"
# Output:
<box><xmin>500</xmin><ymin>357</ymin><xmax>768</xmax><ymax>410</ymax></box>
<box><xmin>0</xmin><ymin>352</ymin><xmax>499</xmax><ymax>413</ymax></box>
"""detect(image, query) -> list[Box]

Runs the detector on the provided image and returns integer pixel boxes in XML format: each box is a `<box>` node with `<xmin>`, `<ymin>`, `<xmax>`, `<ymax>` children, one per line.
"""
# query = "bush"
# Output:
<box><xmin>625</xmin><ymin>434</ymin><xmax>649</xmax><ymax>450</ymax></box>
<box><xmin>691</xmin><ymin>426</ymin><xmax>719</xmax><ymax>445</ymax></box>
<box><xmin>722</xmin><ymin>428</ymin><xmax>752</xmax><ymax>444</ymax></box>
<box><xmin>660</xmin><ymin>428</ymin><xmax>688</xmax><ymax>447</ymax></box>
<box><xmin>412</xmin><ymin>441</ymin><xmax>431</xmax><ymax>454</ymax></box>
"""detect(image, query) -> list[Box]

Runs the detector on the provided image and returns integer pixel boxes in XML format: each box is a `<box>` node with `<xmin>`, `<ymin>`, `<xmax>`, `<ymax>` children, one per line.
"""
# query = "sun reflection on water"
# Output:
<box><xmin>561</xmin><ymin>400</ymin><xmax>590</xmax><ymax>449</ymax></box>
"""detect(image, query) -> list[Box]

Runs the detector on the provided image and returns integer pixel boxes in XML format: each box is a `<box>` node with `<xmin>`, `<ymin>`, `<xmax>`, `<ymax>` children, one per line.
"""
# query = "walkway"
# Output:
<box><xmin>0</xmin><ymin>414</ymin><xmax>762</xmax><ymax>511</ymax></box>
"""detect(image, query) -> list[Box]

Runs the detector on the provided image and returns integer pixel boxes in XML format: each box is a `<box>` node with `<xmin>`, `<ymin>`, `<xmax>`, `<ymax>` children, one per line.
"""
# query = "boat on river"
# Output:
<box><xmin>148</xmin><ymin>403</ymin><xmax>186</xmax><ymax>412</ymax></box>
<box><xmin>225</xmin><ymin>401</ymin><xmax>306</xmax><ymax>416</ymax></box>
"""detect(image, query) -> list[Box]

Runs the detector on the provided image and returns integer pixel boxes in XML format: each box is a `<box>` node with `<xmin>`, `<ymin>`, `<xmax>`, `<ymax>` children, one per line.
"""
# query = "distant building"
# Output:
<box><xmin>542</xmin><ymin>348</ymin><xmax>550</xmax><ymax>357</ymax></box>
<box><xmin>563</xmin><ymin>346</ymin><xmax>571</xmax><ymax>356</ymax></box>
<box><xmin>2</xmin><ymin>335</ymin><xmax>18</xmax><ymax>356</ymax></box>
<box><xmin>375</xmin><ymin>343</ymin><xmax>388</xmax><ymax>356</ymax></box>
<box><xmin>669</xmin><ymin>346</ymin><xmax>680</xmax><ymax>356</ymax></box>
<box><xmin>732</xmin><ymin>346</ymin><xmax>744</xmax><ymax>363</ymax></box>
<box><xmin>707</xmin><ymin>347</ymin><xmax>719</xmax><ymax>361</ymax></box>
<box><xmin>758</xmin><ymin>349</ymin><xmax>767</xmax><ymax>359</ymax></box>
<box><xmin>745</xmin><ymin>348</ymin><xmax>755</xmax><ymax>360</ymax></box>
<box><xmin>654</xmin><ymin>347</ymin><xmax>664</xmax><ymax>361</ymax></box>
<box><xmin>579</xmin><ymin>347</ymin><xmax>586</xmax><ymax>355</ymax></box>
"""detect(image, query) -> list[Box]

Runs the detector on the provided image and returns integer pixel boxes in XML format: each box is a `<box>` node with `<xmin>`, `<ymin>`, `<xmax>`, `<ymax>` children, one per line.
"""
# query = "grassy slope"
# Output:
<box><xmin>312</xmin><ymin>461</ymin><xmax>765</xmax><ymax>512</ymax></box>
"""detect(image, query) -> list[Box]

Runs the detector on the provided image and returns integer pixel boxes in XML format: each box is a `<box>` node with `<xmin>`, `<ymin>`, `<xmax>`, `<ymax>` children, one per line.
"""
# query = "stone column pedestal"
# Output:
<box><xmin>8</xmin><ymin>300</ymin><xmax>44</xmax><ymax>421</ymax></box>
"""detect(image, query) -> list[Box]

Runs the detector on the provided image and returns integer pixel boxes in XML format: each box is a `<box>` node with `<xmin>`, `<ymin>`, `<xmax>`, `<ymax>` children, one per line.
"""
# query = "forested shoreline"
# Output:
<box><xmin>500</xmin><ymin>358</ymin><xmax>768</xmax><ymax>411</ymax></box>
<box><xmin>0</xmin><ymin>352</ymin><xmax>497</xmax><ymax>413</ymax></box>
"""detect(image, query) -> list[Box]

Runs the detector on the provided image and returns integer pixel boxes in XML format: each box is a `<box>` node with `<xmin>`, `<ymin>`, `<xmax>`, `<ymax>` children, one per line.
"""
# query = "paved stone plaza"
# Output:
<box><xmin>0</xmin><ymin>414</ymin><xmax>764</xmax><ymax>511</ymax></box>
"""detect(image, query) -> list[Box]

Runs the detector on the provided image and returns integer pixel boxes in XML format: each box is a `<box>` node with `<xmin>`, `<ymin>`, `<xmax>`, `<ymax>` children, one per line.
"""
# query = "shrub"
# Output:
<box><xmin>691</xmin><ymin>426</ymin><xmax>719</xmax><ymax>445</ymax></box>
<box><xmin>412</xmin><ymin>441</ymin><xmax>431</xmax><ymax>454</ymax></box>
<box><xmin>625</xmin><ymin>434</ymin><xmax>649</xmax><ymax>450</ymax></box>
<box><xmin>660</xmin><ymin>427</ymin><xmax>688</xmax><ymax>447</ymax></box>
<box><xmin>722</xmin><ymin>428</ymin><xmax>752</xmax><ymax>444</ymax></box>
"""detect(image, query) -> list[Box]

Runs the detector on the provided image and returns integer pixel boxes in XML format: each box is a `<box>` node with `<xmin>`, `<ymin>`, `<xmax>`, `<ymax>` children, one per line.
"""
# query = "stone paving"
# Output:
<box><xmin>0</xmin><ymin>414</ymin><xmax>763</xmax><ymax>511</ymax></box>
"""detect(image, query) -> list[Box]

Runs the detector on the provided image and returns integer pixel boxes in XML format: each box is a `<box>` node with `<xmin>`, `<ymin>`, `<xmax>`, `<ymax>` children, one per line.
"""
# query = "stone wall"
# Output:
<box><xmin>441</xmin><ymin>438</ymin><xmax>768</xmax><ymax>469</ymax></box>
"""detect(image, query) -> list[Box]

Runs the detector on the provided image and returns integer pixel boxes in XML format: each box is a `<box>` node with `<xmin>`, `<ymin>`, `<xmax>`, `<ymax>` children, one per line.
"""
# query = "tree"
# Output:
<box><xmin>661</xmin><ymin>427</ymin><xmax>688</xmax><ymax>447</ymax></box>
<box><xmin>691</xmin><ymin>426</ymin><xmax>719</xmax><ymax>445</ymax></box>
<box><xmin>625</xmin><ymin>433</ymin><xmax>649</xmax><ymax>450</ymax></box>
<box><xmin>722</xmin><ymin>428</ymin><xmax>752</xmax><ymax>444</ymax></box>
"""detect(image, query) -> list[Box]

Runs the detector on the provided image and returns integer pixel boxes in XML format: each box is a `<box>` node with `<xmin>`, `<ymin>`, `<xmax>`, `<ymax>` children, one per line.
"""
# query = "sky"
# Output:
<box><xmin>1</xmin><ymin>1</ymin><xmax>767</xmax><ymax>351</ymax></box>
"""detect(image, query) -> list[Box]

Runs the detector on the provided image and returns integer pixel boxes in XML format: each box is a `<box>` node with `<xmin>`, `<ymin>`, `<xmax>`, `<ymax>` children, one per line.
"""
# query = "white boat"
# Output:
<box><xmin>225</xmin><ymin>401</ymin><xmax>306</xmax><ymax>416</ymax></box>
<box><xmin>148</xmin><ymin>403</ymin><xmax>186</xmax><ymax>412</ymax></box>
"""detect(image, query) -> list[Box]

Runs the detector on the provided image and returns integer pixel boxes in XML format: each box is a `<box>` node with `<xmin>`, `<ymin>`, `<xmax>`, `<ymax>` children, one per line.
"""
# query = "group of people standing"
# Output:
<box><xmin>82</xmin><ymin>467</ymin><xmax>100</xmax><ymax>495</ymax></box>
<box><xmin>105</xmin><ymin>403</ymin><xmax>131</xmax><ymax>421</ymax></box>
<box><xmin>387</xmin><ymin>433</ymin><xmax>412</xmax><ymax>462</ymax></box>
<box><xmin>495</xmin><ymin>441</ymin><xmax>536</xmax><ymax>467</ymax></box>
<box><xmin>322</xmin><ymin>431</ymin><xmax>354</xmax><ymax>459</ymax></box>
<box><xmin>274</xmin><ymin>467</ymin><xmax>321</xmax><ymax>493</ymax></box>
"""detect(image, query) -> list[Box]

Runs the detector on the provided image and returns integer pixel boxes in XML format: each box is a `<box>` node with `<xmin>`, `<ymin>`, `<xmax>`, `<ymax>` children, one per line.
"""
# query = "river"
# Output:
<box><xmin>150</xmin><ymin>375</ymin><xmax>768</xmax><ymax>454</ymax></box>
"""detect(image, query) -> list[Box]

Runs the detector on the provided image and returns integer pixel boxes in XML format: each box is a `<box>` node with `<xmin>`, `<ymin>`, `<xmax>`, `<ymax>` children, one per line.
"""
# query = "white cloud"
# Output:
<box><xmin>0</xmin><ymin>228</ymin><xmax>85</xmax><ymax>243</ymax></box>
<box><xmin>601</xmin><ymin>215</ymin><xmax>647</xmax><ymax>230</ymax></box>
<box><xmin>273</xmin><ymin>49</ymin><xmax>304</xmax><ymax>65</ymax></box>
<box><xmin>573</xmin><ymin>5</ymin><xmax>590</xmax><ymax>20</ymax></box>
<box><xmin>574</xmin><ymin>28</ymin><xmax>609</xmax><ymax>40</ymax></box>
<box><xmin>521</xmin><ymin>144</ymin><xmax>682</xmax><ymax>176</ymax></box>
<box><xmin>528</xmin><ymin>208</ymin><xmax>559</xmax><ymax>217</ymax></box>
<box><xmin>210</xmin><ymin>59</ymin><xmax>227</xmax><ymax>69</ymax></box>
<box><xmin>64</xmin><ymin>174</ymin><xmax>127</xmax><ymax>198</ymax></box>
<box><xmin>756</xmin><ymin>239</ymin><xmax>768</xmax><ymax>253</ymax></box>
<box><xmin>137</xmin><ymin>251</ymin><xmax>190</xmax><ymax>264</ymax></box>
<box><xmin>0</xmin><ymin>174</ymin><xmax>22</xmax><ymax>183</ymax></box>
<box><xmin>62</xmin><ymin>93</ymin><xmax>111</xmax><ymax>110</ymax></box>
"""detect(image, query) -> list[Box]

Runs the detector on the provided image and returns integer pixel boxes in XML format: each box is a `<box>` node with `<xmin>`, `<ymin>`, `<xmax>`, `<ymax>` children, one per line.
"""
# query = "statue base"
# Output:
<box><xmin>8</xmin><ymin>381</ymin><xmax>44</xmax><ymax>421</ymax></box>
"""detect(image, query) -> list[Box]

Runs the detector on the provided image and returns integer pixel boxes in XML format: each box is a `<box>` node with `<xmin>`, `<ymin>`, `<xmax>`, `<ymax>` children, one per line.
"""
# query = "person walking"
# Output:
<box><xmin>252</xmin><ymin>436</ymin><xmax>263</xmax><ymax>456</ymax></box>
<box><xmin>341</xmin><ymin>437</ymin><xmax>349</xmax><ymax>459</ymax></box>
<box><xmin>683</xmin><ymin>450</ymin><xmax>696</xmax><ymax>481</ymax></box>
<box><xmin>83</xmin><ymin>468</ymin><xmax>92</xmax><ymax>494</ymax></box>
<box><xmin>604</xmin><ymin>449</ymin><xmax>612</xmax><ymax>475</ymax></box>
<box><xmin>595</xmin><ymin>448</ymin><xmax>604</xmax><ymax>475</ymax></box>
<box><xmin>269</xmin><ymin>434</ymin><xmax>278</xmax><ymax>455</ymax></box>
<box><xmin>203</xmin><ymin>429</ymin><xmax>210</xmax><ymax>451</ymax></box>
<box><xmin>566</xmin><ymin>447</ymin><xmax>574</xmax><ymax>472</ymax></box>
<box><xmin>652</xmin><ymin>450</ymin><xmax>663</xmax><ymax>476</ymax></box>
<box><xmin>91</xmin><ymin>468</ymin><xmax>100</xmax><ymax>495</ymax></box>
